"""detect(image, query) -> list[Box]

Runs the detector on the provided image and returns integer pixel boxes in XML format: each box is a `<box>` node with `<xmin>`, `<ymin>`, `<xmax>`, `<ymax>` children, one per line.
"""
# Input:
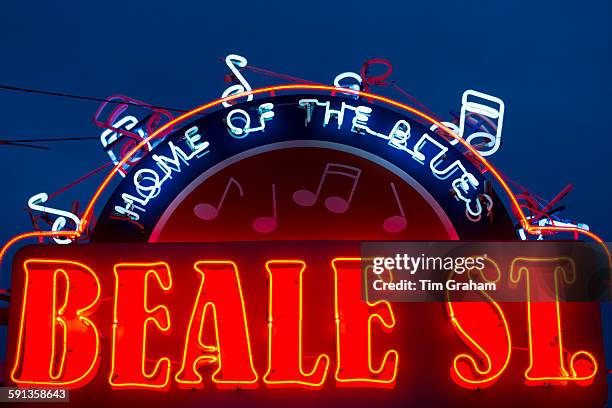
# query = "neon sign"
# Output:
<box><xmin>7</xmin><ymin>243</ymin><xmax>603</xmax><ymax>406</ymax></box>
<box><xmin>90</xmin><ymin>92</ymin><xmax>507</xmax><ymax>245</ymax></box>
<box><xmin>225</xmin><ymin>102</ymin><xmax>275</xmax><ymax>138</ymax></box>
<box><xmin>27</xmin><ymin>193</ymin><xmax>81</xmax><ymax>245</ymax></box>
<box><xmin>113</xmin><ymin>134</ymin><xmax>210</xmax><ymax>221</ymax></box>
<box><xmin>3</xmin><ymin>56</ymin><xmax>602</xmax><ymax>401</ymax></box>
<box><xmin>297</xmin><ymin>97</ymin><xmax>491</xmax><ymax>220</ymax></box>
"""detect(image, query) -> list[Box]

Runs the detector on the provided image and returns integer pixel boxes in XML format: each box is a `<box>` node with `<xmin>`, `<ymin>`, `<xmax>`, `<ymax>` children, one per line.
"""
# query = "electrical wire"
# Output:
<box><xmin>0</xmin><ymin>140</ymin><xmax>49</xmax><ymax>150</ymax></box>
<box><xmin>3</xmin><ymin>136</ymin><xmax>100</xmax><ymax>143</ymax></box>
<box><xmin>0</xmin><ymin>136</ymin><xmax>100</xmax><ymax>149</ymax></box>
<box><xmin>0</xmin><ymin>84</ymin><xmax>188</xmax><ymax>113</ymax></box>
<box><xmin>1</xmin><ymin>78</ymin><xmax>583</xmax><ymax>243</ymax></box>
<box><xmin>47</xmin><ymin>161</ymin><xmax>113</xmax><ymax>200</ymax></box>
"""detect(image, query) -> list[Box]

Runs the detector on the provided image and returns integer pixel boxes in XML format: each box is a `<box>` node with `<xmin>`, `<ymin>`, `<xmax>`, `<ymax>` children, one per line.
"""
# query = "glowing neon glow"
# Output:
<box><xmin>6</xmin><ymin>253</ymin><xmax>604</xmax><ymax>395</ymax></box>
<box><xmin>333</xmin><ymin>72</ymin><xmax>362</xmax><ymax>99</ymax></box>
<box><xmin>113</xmin><ymin>134</ymin><xmax>210</xmax><ymax>221</ymax></box>
<box><xmin>446</xmin><ymin>259</ymin><xmax>512</xmax><ymax>389</ymax></box>
<box><xmin>297</xmin><ymin>97</ymin><xmax>493</xmax><ymax>220</ymax></box>
<box><xmin>100</xmin><ymin>115</ymin><xmax>149</xmax><ymax>177</ymax></box>
<box><xmin>332</xmin><ymin>258</ymin><xmax>398</xmax><ymax>387</ymax></box>
<box><xmin>221</xmin><ymin>54</ymin><xmax>253</xmax><ymax>108</ymax></box>
<box><xmin>1</xmin><ymin>84</ymin><xmax>609</xmax><ymax>302</ymax></box>
<box><xmin>109</xmin><ymin>262</ymin><xmax>173</xmax><ymax>390</ymax></box>
<box><xmin>27</xmin><ymin>193</ymin><xmax>81</xmax><ymax>244</ymax></box>
<box><xmin>510</xmin><ymin>258</ymin><xmax>598</xmax><ymax>386</ymax></box>
<box><xmin>174</xmin><ymin>261</ymin><xmax>258</xmax><ymax>388</ymax></box>
<box><xmin>458</xmin><ymin>90</ymin><xmax>504</xmax><ymax>157</ymax></box>
<box><xmin>263</xmin><ymin>260</ymin><xmax>330</xmax><ymax>388</ymax></box>
<box><xmin>225</xmin><ymin>103</ymin><xmax>275</xmax><ymax>138</ymax></box>
<box><xmin>11</xmin><ymin>259</ymin><xmax>101</xmax><ymax>388</ymax></box>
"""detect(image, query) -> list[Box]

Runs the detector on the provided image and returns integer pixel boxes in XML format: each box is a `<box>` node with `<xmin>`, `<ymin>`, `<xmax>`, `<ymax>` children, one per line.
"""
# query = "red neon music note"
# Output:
<box><xmin>383</xmin><ymin>182</ymin><xmax>407</xmax><ymax>233</ymax></box>
<box><xmin>293</xmin><ymin>163</ymin><xmax>361</xmax><ymax>214</ymax></box>
<box><xmin>194</xmin><ymin>177</ymin><xmax>243</xmax><ymax>221</ymax></box>
<box><xmin>252</xmin><ymin>184</ymin><xmax>277</xmax><ymax>233</ymax></box>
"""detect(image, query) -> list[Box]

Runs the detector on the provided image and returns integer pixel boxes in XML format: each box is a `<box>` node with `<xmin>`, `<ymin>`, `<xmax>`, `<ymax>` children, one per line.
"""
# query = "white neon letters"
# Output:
<box><xmin>298</xmin><ymin>98</ymin><xmax>492</xmax><ymax>221</ymax></box>
<box><xmin>113</xmin><ymin>128</ymin><xmax>210</xmax><ymax>221</ymax></box>
<box><xmin>225</xmin><ymin>103</ymin><xmax>275</xmax><ymax>138</ymax></box>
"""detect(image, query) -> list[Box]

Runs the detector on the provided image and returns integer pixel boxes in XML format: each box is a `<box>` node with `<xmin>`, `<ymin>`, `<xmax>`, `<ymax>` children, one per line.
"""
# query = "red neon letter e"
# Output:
<box><xmin>332</xmin><ymin>258</ymin><xmax>398</xmax><ymax>387</ymax></box>
<box><xmin>109</xmin><ymin>262</ymin><xmax>173</xmax><ymax>390</ymax></box>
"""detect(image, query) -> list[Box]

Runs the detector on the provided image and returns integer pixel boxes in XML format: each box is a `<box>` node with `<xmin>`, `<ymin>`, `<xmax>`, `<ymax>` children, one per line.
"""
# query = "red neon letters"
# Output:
<box><xmin>263</xmin><ymin>260</ymin><xmax>330</xmax><ymax>388</ymax></box>
<box><xmin>446</xmin><ymin>301</ymin><xmax>512</xmax><ymax>389</ymax></box>
<box><xmin>10</xmin><ymin>257</ymin><xmax>598</xmax><ymax>391</ymax></box>
<box><xmin>109</xmin><ymin>262</ymin><xmax>173</xmax><ymax>390</ymax></box>
<box><xmin>175</xmin><ymin>261</ymin><xmax>258</xmax><ymax>388</ymax></box>
<box><xmin>510</xmin><ymin>258</ymin><xmax>598</xmax><ymax>386</ymax></box>
<box><xmin>333</xmin><ymin>258</ymin><xmax>398</xmax><ymax>387</ymax></box>
<box><xmin>11</xmin><ymin>260</ymin><xmax>101</xmax><ymax>388</ymax></box>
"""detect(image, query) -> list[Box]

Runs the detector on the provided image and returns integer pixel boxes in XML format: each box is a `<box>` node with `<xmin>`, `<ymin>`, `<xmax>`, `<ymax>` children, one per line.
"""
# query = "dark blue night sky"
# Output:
<box><xmin>0</xmin><ymin>0</ymin><xmax>611</xmax><ymax>401</ymax></box>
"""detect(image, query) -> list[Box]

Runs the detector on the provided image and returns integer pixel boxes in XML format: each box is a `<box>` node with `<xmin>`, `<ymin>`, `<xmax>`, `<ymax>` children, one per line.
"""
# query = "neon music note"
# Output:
<box><xmin>293</xmin><ymin>163</ymin><xmax>361</xmax><ymax>214</ymax></box>
<box><xmin>194</xmin><ymin>177</ymin><xmax>243</xmax><ymax>221</ymax></box>
<box><xmin>252</xmin><ymin>184</ymin><xmax>277</xmax><ymax>233</ymax></box>
<box><xmin>383</xmin><ymin>182</ymin><xmax>407</xmax><ymax>233</ymax></box>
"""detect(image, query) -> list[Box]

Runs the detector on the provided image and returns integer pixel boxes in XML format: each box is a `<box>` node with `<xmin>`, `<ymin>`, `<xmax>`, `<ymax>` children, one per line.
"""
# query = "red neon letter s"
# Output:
<box><xmin>109</xmin><ymin>262</ymin><xmax>173</xmax><ymax>390</ymax></box>
<box><xmin>332</xmin><ymin>258</ymin><xmax>398</xmax><ymax>387</ymax></box>
<box><xmin>446</xmin><ymin>259</ymin><xmax>512</xmax><ymax>389</ymax></box>
<box><xmin>511</xmin><ymin>258</ymin><xmax>598</xmax><ymax>386</ymax></box>
<box><xmin>175</xmin><ymin>261</ymin><xmax>258</xmax><ymax>389</ymax></box>
<box><xmin>446</xmin><ymin>301</ymin><xmax>512</xmax><ymax>389</ymax></box>
<box><xmin>11</xmin><ymin>259</ymin><xmax>101</xmax><ymax>388</ymax></box>
<box><xmin>263</xmin><ymin>260</ymin><xmax>330</xmax><ymax>389</ymax></box>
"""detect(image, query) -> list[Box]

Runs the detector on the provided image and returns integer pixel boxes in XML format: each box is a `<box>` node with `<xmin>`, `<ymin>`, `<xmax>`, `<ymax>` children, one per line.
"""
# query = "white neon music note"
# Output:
<box><xmin>194</xmin><ymin>177</ymin><xmax>243</xmax><ymax>221</ymax></box>
<box><xmin>458</xmin><ymin>90</ymin><xmax>505</xmax><ymax>156</ymax></box>
<box><xmin>28</xmin><ymin>193</ymin><xmax>81</xmax><ymax>244</ymax></box>
<box><xmin>334</xmin><ymin>72</ymin><xmax>362</xmax><ymax>99</ymax></box>
<box><xmin>252</xmin><ymin>184</ymin><xmax>277</xmax><ymax>233</ymax></box>
<box><xmin>383</xmin><ymin>182</ymin><xmax>407</xmax><ymax>233</ymax></box>
<box><xmin>293</xmin><ymin>163</ymin><xmax>361</xmax><ymax>214</ymax></box>
<box><xmin>221</xmin><ymin>54</ymin><xmax>253</xmax><ymax>108</ymax></box>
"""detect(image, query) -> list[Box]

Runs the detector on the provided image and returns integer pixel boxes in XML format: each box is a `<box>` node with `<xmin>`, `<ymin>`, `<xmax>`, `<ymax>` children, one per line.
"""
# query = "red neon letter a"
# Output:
<box><xmin>175</xmin><ymin>261</ymin><xmax>258</xmax><ymax>389</ymax></box>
